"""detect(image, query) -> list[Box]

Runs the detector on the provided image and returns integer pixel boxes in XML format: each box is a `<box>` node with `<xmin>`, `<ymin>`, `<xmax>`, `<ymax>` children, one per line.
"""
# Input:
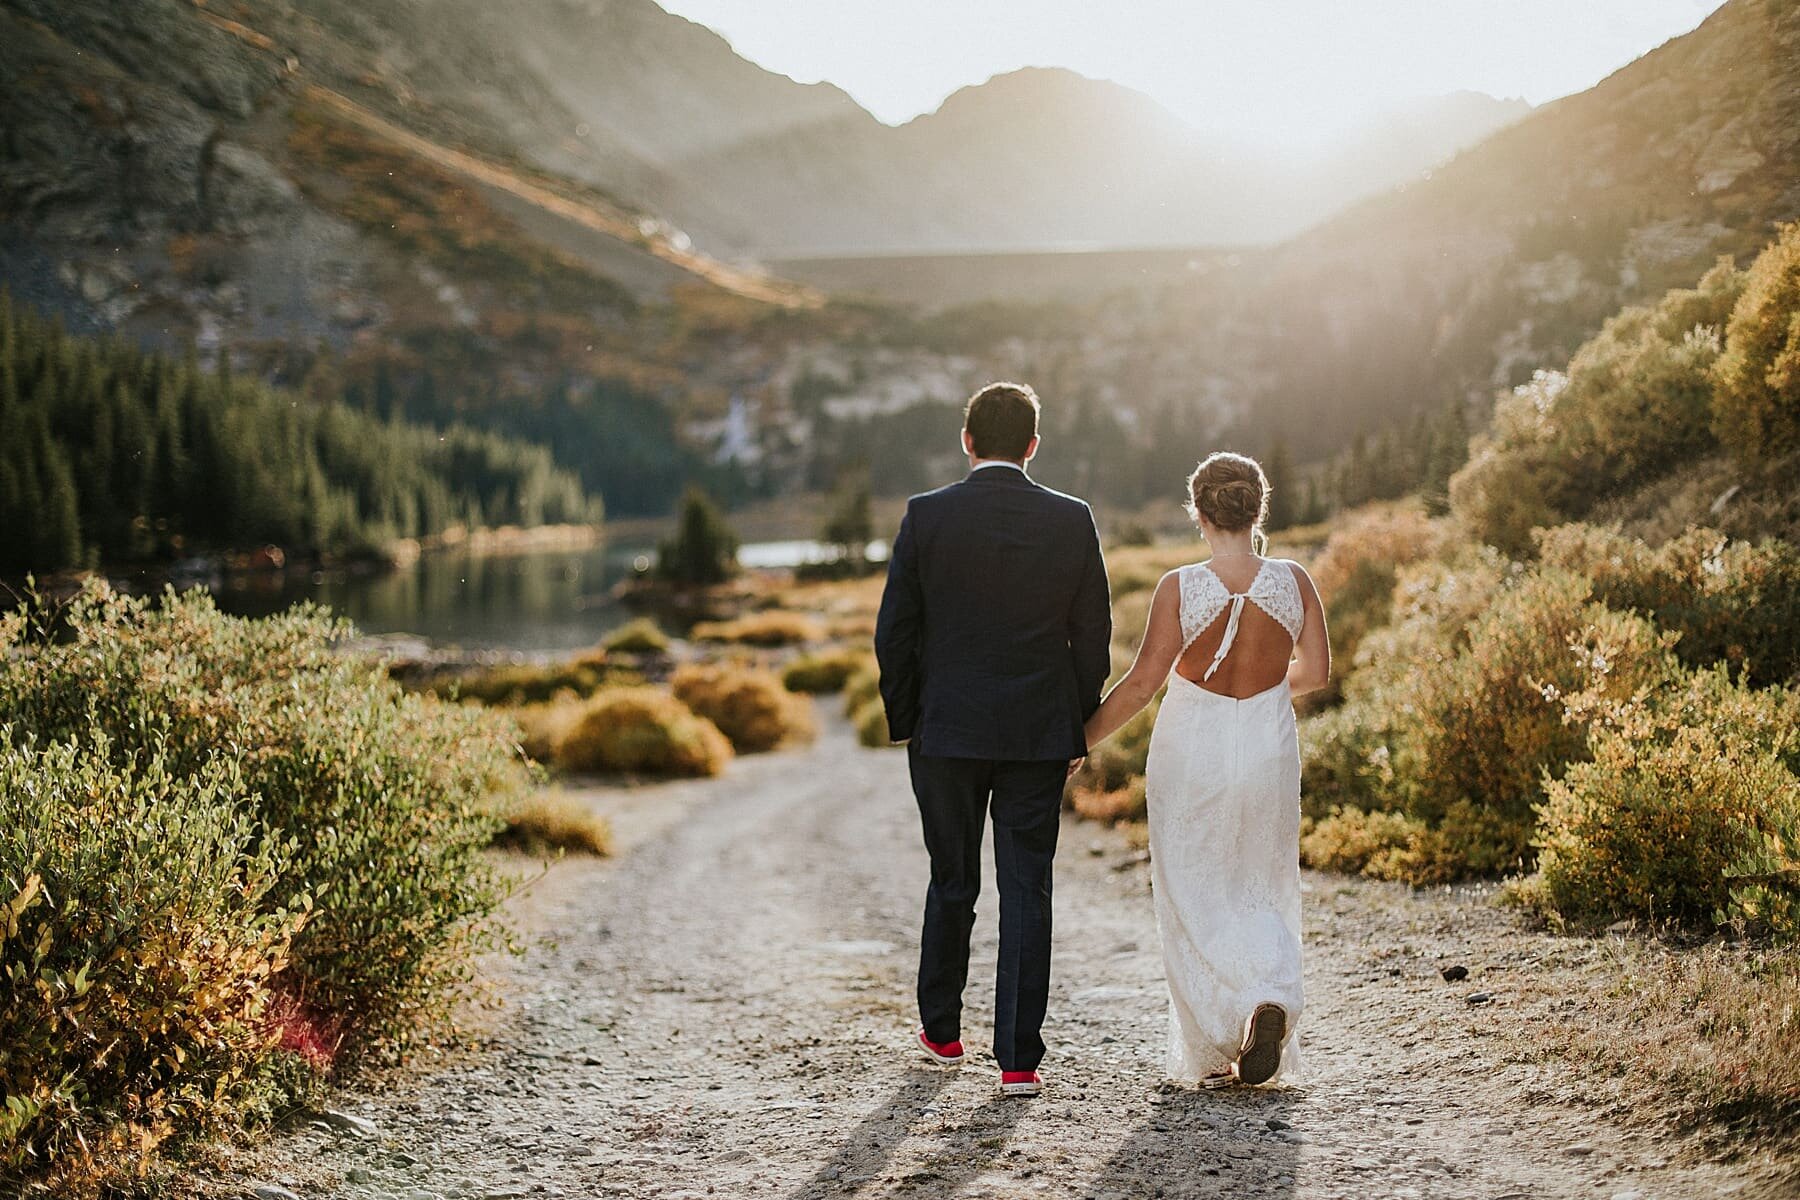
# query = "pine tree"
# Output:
<box><xmin>657</xmin><ymin>487</ymin><xmax>738</xmax><ymax>586</ymax></box>
<box><xmin>820</xmin><ymin>469</ymin><xmax>874</xmax><ymax>566</ymax></box>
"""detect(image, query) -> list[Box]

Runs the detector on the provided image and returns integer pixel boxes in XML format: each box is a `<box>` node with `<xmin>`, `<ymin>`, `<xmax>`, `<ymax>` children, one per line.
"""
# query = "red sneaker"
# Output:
<box><xmin>1000</xmin><ymin>1070</ymin><xmax>1042</xmax><ymax>1097</ymax></box>
<box><xmin>917</xmin><ymin>1030</ymin><xmax>965</xmax><ymax>1065</ymax></box>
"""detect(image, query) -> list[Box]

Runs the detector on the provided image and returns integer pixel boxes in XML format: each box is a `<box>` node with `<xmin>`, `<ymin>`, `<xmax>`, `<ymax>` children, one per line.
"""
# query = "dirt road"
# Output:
<box><xmin>229</xmin><ymin>711</ymin><xmax>1797</xmax><ymax>1200</ymax></box>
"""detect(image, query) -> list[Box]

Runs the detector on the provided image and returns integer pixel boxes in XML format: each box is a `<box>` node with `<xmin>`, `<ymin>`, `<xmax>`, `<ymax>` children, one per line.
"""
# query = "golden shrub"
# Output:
<box><xmin>1300</xmin><ymin>806</ymin><xmax>1459</xmax><ymax>886</ymax></box>
<box><xmin>690</xmin><ymin>610</ymin><xmax>825</xmax><ymax>647</ymax></box>
<box><xmin>554</xmin><ymin>688</ymin><xmax>732</xmax><ymax>777</ymax></box>
<box><xmin>843</xmin><ymin>664</ymin><xmax>883</xmax><ymax>717</ymax></box>
<box><xmin>1070</xmin><ymin>778</ymin><xmax>1147</xmax><ymax>825</ymax></box>
<box><xmin>495</xmin><ymin>791</ymin><xmax>613</xmax><ymax>857</ymax></box>
<box><xmin>672</xmin><ymin>663</ymin><xmax>818</xmax><ymax>753</ymax></box>
<box><xmin>781</xmin><ymin>648</ymin><xmax>873</xmax><ymax>694</ymax></box>
<box><xmin>508</xmin><ymin>697</ymin><xmax>585</xmax><ymax>763</ymax></box>
<box><xmin>601</xmin><ymin>617</ymin><xmax>672</xmax><ymax>655</ymax></box>
<box><xmin>1308</xmin><ymin>501</ymin><xmax>1443</xmax><ymax>603</ymax></box>
<box><xmin>1713</xmin><ymin>221</ymin><xmax>1800</xmax><ymax>464</ymax></box>
<box><xmin>853</xmin><ymin>697</ymin><xmax>897</xmax><ymax>749</ymax></box>
<box><xmin>1533</xmin><ymin>727</ymin><xmax>1790</xmax><ymax>928</ymax></box>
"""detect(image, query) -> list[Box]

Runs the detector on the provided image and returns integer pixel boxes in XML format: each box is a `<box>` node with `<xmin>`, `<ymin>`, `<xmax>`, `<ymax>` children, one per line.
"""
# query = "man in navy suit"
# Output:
<box><xmin>874</xmin><ymin>381</ymin><xmax>1112</xmax><ymax>1097</ymax></box>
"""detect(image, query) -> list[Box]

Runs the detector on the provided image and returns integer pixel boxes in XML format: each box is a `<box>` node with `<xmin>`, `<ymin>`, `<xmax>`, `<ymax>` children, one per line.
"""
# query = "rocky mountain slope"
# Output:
<box><xmin>45</xmin><ymin>0</ymin><xmax>1520</xmax><ymax>259</ymax></box>
<box><xmin>1196</xmin><ymin>0</ymin><xmax>1800</xmax><ymax>457</ymax></box>
<box><xmin>2</xmin><ymin>0</ymin><xmax>1796</xmax><ymax>498</ymax></box>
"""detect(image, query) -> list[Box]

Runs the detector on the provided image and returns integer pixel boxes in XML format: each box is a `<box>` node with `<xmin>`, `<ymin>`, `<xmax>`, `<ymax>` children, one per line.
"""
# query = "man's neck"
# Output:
<box><xmin>970</xmin><ymin>457</ymin><xmax>1027</xmax><ymax>472</ymax></box>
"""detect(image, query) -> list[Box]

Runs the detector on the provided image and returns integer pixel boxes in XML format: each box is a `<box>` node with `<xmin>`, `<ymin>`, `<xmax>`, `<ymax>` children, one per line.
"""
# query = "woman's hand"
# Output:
<box><xmin>1084</xmin><ymin>572</ymin><xmax>1184</xmax><ymax>747</ymax></box>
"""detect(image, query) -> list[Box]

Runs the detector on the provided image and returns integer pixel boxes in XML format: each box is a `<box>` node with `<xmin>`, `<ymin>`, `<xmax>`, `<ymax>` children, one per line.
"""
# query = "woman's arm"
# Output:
<box><xmin>1083</xmin><ymin>571</ymin><xmax>1185</xmax><ymax>748</ymax></box>
<box><xmin>1286</xmin><ymin>561</ymin><xmax>1331</xmax><ymax>696</ymax></box>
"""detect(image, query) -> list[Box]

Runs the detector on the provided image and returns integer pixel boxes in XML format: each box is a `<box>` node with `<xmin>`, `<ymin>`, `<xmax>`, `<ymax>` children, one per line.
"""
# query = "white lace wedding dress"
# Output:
<box><xmin>1144</xmin><ymin>558</ymin><xmax>1306</xmax><ymax>1084</ymax></box>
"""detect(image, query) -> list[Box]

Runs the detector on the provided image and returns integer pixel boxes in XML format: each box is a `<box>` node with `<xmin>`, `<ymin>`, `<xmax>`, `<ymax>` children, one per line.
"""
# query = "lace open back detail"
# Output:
<box><xmin>1176</xmin><ymin>559</ymin><xmax>1304</xmax><ymax>680</ymax></box>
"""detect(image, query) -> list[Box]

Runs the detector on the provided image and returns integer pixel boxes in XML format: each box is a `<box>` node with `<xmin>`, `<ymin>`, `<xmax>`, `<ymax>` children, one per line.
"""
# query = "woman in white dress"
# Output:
<box><xmin>1083</xmin><ymin>452</ymin><xmax>1330</xmax><ymax>1087</ymax></box>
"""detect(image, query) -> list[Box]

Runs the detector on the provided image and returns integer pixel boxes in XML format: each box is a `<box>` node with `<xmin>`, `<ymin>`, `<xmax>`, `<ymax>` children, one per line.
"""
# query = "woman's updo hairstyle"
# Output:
<box><xmin>1185</xmin><ymin>452</ymin><xmax>1270</xmax><ymax>538</ymax></box>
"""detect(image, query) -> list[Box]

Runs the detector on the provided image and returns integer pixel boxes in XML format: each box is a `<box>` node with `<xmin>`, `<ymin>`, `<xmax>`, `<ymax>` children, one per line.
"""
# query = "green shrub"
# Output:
<box><xmin>1714</xmin><ymin>222</ymin><xmax>1800</xmax><ymax>464</ymax></box>
<box><xmin>1303</xmin><ymin>552</ymin><xmax>1681</xmax><ymax>878</ymax></box>
<box><xmin>781</xmin><ymin>649</ymin><xmax>872</xmax><ymax>694</ymax></box>
<box><xmin>1386</xmin><ymin>568</ymin><xmax>1678</xmax><ymax>870</ymax></box>
<box><xmin>1300</xmin><ymin>806</ymin><xmax>1460</xmax><ymax>886</ymax></box>
<box><xmin>1529</xmin><ymin>667</ymin><xmax>1800</xmax><ymax>936</ymax></box>
<box><xmin>852</xmin><ymin>698</ymin><xmax>896</xmax><ymax>749</ymax></box>
<box><xmin>843</xmin><ymin>665</ymin><xmax>883</xmax><ymax>717</ymax></box>
<box><xmin>0</xmin><ymin>584</ymin><xmax>525</xmax><ymax>1056</ymax></box>
<box><xmin>601</xmin><ymin>618</ymin><xmax>671</xmax><ymax>655</ymax></box>
<box><xmin>1298</xmin><ymin>703</ymin><xmax>1393</xmax><ymax>817</ymax></box>
<box><xmin>1451</xmin><ymin>257</ymin><xmax>1743</xmax><ymax>554</ymax></box>
<box><xmin>1305</xmin><ymin>502</ymin><xmax>1446</xmax><ymax>695</ymax></box>
<box><xmin>1537</xmin><ymin>523</ymin><xmax>1800</xmax><ymax>686</ymax></box>
<box><xmin>1534</xmin><ymin>726</ymin><xmax>1799</xmax><ymax>933</ymax></box>
<box><xmin>0</xmin><ymin>738</ymin><xmax>302</xmax><ymax>1189</ymax></box>
<box><xmin>554</xmin><ymin>687</ymin><xmax>732</xmax><ymax>777</ymax></box>
<box><xmin>671</xmin><ymin>663</ymin><xmax>817</xmax><ymax>753</ymax></box>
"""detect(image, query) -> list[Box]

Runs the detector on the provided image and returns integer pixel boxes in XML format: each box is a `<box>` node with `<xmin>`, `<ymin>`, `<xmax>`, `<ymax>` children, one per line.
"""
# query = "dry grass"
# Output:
<box><xmin>1512</xmin><ymin>938</ymin><xmax>1800</xmax><ymax>1148</ymax></box>
<box><xmin>554</xmin><ymin>688</ymin><xmax>732</xmax><ymax>778</ymax></box>
<box><xmin>843</xmin><ymin>665</ymin><xmax>883</xmax><ymax>717</ymax></box>
<box><xmin>602</xmin><ymin>618</ymin><xmax>671</xmax><ymax>655</ymax></box>
<box><xmin>690</xmin><ymin>610</ymin><xmax>826</xmax><ymax>647</ymax></box>
<box><xmin>781</xmin><ymin>648</ymin><xmax>874</xmax><ymax>694</ymax></box>
<box><xmin>495</xmin><ymin>791</ymin><xmax>613</xmax><ymax>857</ymax></box>
<box><xmin>509</xmin><ymin>698</ymin><xmax>585</xmax><ymax>764</ymax></box>
<box><xmin>1069</xmin><ymin>778</ymin><xmax>1146</xmax><ymax>824</ymax></box>
<box><xmin>852</xmin><ymin>698</ymin><xmax>896</xmax><ymax>749</ymax></box>
<box><xmin>671</xmin><ymin>663</ymin><xmax>818</xmax><ymax>753</ymax></box>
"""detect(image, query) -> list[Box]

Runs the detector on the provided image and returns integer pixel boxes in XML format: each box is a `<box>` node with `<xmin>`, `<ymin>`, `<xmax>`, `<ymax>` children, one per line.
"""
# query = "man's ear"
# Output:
<box><xmin>1023</xmin><ymin>434</ymin><xmax>1040</xmax><ymax>463</ymax></box>
<box><xmin>962</xmin><ymin>428</ymin><xmax>976</xmax><ymax>457</ymax></box>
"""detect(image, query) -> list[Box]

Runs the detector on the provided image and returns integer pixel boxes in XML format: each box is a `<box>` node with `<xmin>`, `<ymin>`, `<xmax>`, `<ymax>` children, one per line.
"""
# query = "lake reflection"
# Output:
<box><xmin>210</xmin><ymin>537</ymin><xmax>881</xmax><ymax>654</ymax></box>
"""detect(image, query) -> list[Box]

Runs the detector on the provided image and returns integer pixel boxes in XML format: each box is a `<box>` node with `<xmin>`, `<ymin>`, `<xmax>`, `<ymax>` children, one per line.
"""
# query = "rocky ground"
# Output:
<box><xmin>209</xmin><ymin>710</ymin><xmax>1800</xmax><ymax>1200</ymax></box>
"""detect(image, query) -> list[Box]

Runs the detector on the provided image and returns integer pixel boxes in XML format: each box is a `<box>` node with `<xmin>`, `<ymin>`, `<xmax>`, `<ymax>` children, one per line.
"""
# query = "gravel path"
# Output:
<box><xmin>228</xmin><ymin>711</ymin><xmax>1798</xmax><ymax>1200</ymax></box>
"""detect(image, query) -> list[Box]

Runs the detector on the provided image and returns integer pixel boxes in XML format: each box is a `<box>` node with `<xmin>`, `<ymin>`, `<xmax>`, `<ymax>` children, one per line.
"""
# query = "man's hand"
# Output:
<box><xmin>1066</xmin><ymin>757</ymin><xmax>1085</xmax><ymax>780</ymax></box>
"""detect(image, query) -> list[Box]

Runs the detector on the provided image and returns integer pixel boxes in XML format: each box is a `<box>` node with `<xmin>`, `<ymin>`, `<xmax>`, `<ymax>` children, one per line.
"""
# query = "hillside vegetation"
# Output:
<box><xmin>0</xmin><ymin>293</ymin><xmax>599</xmax><ymax>574</ymax></box>
<box><xmin>1293</xmin><ymin>224</ymin><xmax>1800</xmax><ymax>932</ymax></box>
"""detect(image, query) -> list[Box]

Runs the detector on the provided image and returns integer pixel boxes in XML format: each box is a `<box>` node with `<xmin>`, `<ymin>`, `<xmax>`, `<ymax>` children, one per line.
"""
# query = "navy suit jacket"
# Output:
<box><xmin>874</xmin><ymin>465</ymin><xmax>1112</xmax><ymax>761</ymax></box>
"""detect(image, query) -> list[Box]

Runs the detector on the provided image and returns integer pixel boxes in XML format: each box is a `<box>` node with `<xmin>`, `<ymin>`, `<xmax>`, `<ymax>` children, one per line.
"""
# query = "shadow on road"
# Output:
<box><xmin>1079</xmin><ymin>1086</ymin><xmax>1300</xmax><ymax>1198</ymax></box>
<box><xmin>786</xmin><ymin>1066</ymin><xmax>1028</xmax><ymax>1198</ymax></box>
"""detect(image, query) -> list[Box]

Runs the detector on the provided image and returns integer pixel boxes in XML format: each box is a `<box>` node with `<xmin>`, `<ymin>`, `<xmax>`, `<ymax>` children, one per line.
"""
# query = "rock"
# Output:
<box><xmin>1466</xmin><ymin>991</ymin><xmax>1493</xmax><ymax>1005</ymax></box>
<box><xmin>1439</xmin><ymin>964</ymin><xmax>1469</xmax><ymax>982</ymax></box>
<box><xmin>1566</xmin><ymin>1143</ymin><xmax>1595</xmax><ymax>1157</ymax></box>
<box><xmin>345</xmin><ymin>1168</ymin><xmax>375</xmax><ymax>1184</ymax></box>
<box><xmin>315</xmin><ymin>1108</ymin><xmax>380</xmax><ymax>1139</ymax></box>
<box><xmin>1266</xmin><ymin>1118</ymin><xmax>1291</xmax><ymax>1131</ymax></box>
<box><xmin>253</xmin><ymin>1187</ymin><xmax>302</xmax><ymax>1200</ymax></box>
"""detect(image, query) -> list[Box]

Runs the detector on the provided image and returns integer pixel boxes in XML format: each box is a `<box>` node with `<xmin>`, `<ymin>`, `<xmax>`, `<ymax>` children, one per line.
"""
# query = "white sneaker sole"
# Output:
<box><xmin>917</xmin><ymin>1033</ymin><xmax>964</xmax><ymax>1066</ymax></box>
<box><xmin>1000</xmin><ymin>1080</ymin><xmax>1042</xmax><ymax>1097</ymax></box>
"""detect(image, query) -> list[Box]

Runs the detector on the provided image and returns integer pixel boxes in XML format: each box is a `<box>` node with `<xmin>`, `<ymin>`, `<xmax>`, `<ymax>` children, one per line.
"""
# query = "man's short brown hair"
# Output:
<box><xmin>963</xmin><ymin>381</ymin><xmax>1040</xmax><ymax>461</ymax></box>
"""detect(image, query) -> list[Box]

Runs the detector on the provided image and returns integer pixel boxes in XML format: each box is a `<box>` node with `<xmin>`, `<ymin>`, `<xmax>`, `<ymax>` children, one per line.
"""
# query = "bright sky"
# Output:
<box><xmin>655</xmin><ymin>0</ymin><xmax>1725</xmax><ymax>154</ymax></box>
